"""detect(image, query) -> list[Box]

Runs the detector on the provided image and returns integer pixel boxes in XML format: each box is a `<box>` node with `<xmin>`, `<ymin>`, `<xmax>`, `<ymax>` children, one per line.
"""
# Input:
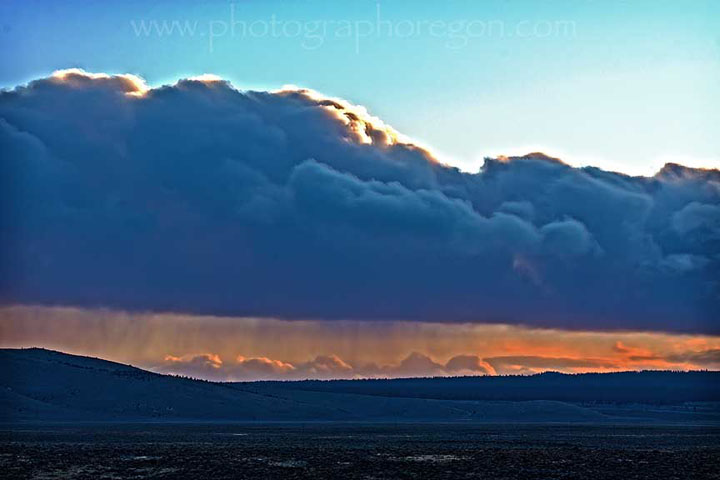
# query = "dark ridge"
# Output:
<box><xmin>2</xmin><ymin>348</ymin><xmax>719</xmax><ymax>424</ymax></box>
<box><xmin>245</xmin><ymin>370</ymin><xmax>720</xmax><ymax>404</ymax></box>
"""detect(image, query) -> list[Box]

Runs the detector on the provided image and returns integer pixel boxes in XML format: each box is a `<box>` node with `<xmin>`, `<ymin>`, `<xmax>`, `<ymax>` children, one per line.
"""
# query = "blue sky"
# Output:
<box><xmin>1</xmin><ymin>0</ymin><xmax>718</xmax><ymax>175</ymax></box>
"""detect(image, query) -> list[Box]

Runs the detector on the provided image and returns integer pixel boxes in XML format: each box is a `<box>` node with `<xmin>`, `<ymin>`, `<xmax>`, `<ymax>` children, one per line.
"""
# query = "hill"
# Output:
<box><xmin>246</xmin><ymin>370</ymin><xmax>720</xmax><ymax>404</ymax></box>
<box><xmin>1</xmin><ymin>348</ymin><xmax>718</xmax><ymax>424</ymax></box>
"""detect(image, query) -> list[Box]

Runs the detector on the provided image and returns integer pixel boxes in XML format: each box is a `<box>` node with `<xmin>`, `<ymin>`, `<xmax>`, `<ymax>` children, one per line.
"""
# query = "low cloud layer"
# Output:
<box><xmin>157</xmin><ymin>351</ymin><xmax>496</xmax><ymax>381</ymax></box>
<box><xmin>155</xmin><ymin>347</ymin><xmax>720</xmax><ymax>381</ymax></box>
<box><xmin>1</xmin><ymin>70</ymin><xmax>718</xmax><ymax>332</ymax></box>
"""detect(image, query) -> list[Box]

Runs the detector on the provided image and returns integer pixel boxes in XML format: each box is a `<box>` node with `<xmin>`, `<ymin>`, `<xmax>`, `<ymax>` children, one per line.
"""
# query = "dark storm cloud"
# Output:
<box><xmin>1</xmin><ymin>70</ymin><xmax>719</xmax><ymax>333</ymax></box>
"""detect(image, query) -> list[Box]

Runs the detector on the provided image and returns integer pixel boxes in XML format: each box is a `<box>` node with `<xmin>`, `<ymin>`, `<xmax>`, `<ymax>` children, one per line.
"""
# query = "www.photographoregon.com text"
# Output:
<box><xmin>130</xmin><ymin>3</ymin><xmax>577</xmax><ymax>53</ymax></box>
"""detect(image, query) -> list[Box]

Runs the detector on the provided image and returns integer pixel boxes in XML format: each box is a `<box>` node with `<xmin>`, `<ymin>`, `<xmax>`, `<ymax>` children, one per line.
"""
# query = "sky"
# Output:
<box><xmin>0</xmin><ymin>0</ymin><xmax>718</xmax><ymax>175</ymax></box>
<box><xmin>0</xmin><ymin>1</ymin><xmax>719</xmax><ymax>380</ymax></box>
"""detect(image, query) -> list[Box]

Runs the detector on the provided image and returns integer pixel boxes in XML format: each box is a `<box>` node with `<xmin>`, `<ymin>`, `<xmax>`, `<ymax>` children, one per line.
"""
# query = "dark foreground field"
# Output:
<box><xmin>2</xmin><ymin>423</ymin><xmax>719</xmax><ymax>480</ymax></box>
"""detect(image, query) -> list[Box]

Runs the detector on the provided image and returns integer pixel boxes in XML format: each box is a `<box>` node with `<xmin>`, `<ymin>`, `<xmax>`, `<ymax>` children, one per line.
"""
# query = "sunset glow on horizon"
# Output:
<box><xmin>2</xmin><ymin>305</ymin><xmax>718</xmax><ymax>381</ymax></box>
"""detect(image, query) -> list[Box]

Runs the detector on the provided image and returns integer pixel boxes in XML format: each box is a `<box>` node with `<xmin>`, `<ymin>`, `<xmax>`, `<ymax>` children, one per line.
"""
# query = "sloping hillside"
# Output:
<box><xmin>0</xmin><ymin>348</ymin><xmax>334</xmax><ymax>421</ymax></box>
<box><xmin>1</xmin><ymin>349</ymin><xmax>718</xmax><ymax>424</ymax></box>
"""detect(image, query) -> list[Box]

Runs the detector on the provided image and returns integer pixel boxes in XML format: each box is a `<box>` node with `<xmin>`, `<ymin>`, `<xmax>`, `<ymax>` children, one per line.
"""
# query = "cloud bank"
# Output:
<box><xmin>1</xmin><ymin>70</ymin><xmax>718</xmax><ymax>332</ymax></box>
<box><xmin>157</xmin><ymin>351</ymin><xmax>496</xmax><ymax>381</ymax></box>
<box><xmin>155</xmin><ymin>347</ymin><xmax>720</xmax><ymax>381</ymax></box>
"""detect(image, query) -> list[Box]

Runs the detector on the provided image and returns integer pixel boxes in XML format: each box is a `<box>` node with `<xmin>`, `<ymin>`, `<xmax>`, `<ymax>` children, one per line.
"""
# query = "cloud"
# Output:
<box><xmin>162</xmin><ymin>353</ymin><xmax>225</xmax><ymax>379</ymax></box>
<box><xmin>445</xmin><ymin>355</ymin><xmax>496</xmax><ymax>375</ymax></box>
<box><xmin>664</xmin><ymin>349</ymin><xmax>720</xmax><ymax>367</ymax></box>
<box><xmin>391</xmin><ymin>352</ymin><xmax>446</xmax><ymax>377</ymax></box>
<box><xmin>154</xmin><ymin>351</ymin><xmax>499</xmax><ymax>381</ymax></box>
<box><xmin>153</xmin><ymin>345</ymin><xmax>720</xmax><ymax>380</ymax></box>
<box><xmin>619</xmin><ymin>344</ymin><xmax>720</xmax><ymax>369</ymax></box>
<box><xmin>160</xmin><ymin>353</ymin><xmax>296</xmax><ymax>381</ymax></box>
<box><xmin>158</xmin><ymin>352</ymin><xmax>362</xmax><ymax>381</ymax></box>
<box><xmin>296</xmin><ymin>354</ymin><xmax>354</xmax><ymax>378</ymax></box>
<box><xmin>1</xmin><ymin>70</ymin><xmax>719</xmax><ymax>333</ymax></box>
<box><xmin>485</xmin><ymin>355</ymin><xmax>617</xmax><ymax>375</ymax></box>
<box><xmin>483</xmin><ymin>342</ymin><xmax>720</xmax><ymax>375</ymax></box>
<box><xmin>235</xmin><ymin>355</ymin><xmax>297</xmax><ymax>375</ymax></box>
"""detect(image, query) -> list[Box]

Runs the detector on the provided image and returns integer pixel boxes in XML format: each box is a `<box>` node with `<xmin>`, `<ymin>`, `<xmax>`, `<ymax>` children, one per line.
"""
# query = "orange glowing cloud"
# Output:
<box><xmin>235</xmin><ymin>355</ymin><xmax>296</xmax><ymax>373</ymax></box>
